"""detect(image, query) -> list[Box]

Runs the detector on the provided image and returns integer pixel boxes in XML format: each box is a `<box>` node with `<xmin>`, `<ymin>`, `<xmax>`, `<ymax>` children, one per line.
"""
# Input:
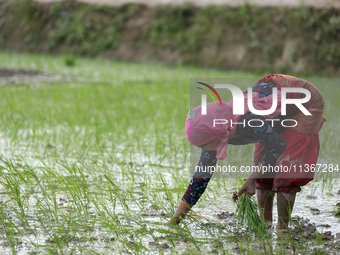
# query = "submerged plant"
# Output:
<box><xmin>233</xmin><ymin>191</ymin><xmax>267</xmax><ymax>239</ymax></box>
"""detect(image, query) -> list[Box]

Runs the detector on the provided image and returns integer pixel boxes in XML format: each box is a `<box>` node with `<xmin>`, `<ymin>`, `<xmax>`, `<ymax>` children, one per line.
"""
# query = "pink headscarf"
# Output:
<box><xmin>185</xmin><ymin>91</ymin><xmax>282</xmax><ymax>160</ymax></box>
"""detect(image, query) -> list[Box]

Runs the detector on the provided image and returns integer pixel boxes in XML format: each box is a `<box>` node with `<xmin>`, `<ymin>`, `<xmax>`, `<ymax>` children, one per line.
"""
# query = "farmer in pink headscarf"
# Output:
<box><xmin>168</xmin><ymin>74</ymin><xmax>326</xmax><ymax>230</ymax></box>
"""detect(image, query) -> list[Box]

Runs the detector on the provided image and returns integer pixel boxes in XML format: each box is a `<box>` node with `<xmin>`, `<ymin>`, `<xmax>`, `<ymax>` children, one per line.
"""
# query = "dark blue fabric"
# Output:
<box><xmin>229</xmin><ymin>113</ymin><xmax>286</xmax><ymax>167</ymax></box>
<box><xmin>182</xmin><ymin>151</ymin><xmax>216</xmax><ymax>205</ymax></box>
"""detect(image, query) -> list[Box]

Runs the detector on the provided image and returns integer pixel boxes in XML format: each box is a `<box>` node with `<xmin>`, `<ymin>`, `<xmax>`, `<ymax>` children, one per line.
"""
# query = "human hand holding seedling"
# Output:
<box><xmin>237</xmin><ymin>163</ymin><xmax>268</xmax><ymax>196</ymax></box>
<box><xmin>233</xmin><ymin>190</ymin><xmax>267</xmax><ymax>238</ymax></box>
<box><xmin>237</xmin><ymin>179</ymin><xmax>256</xmax><ymax>196</ymax></box>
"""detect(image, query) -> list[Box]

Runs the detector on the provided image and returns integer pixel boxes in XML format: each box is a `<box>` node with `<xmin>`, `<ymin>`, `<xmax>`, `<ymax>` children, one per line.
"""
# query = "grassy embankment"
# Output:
<box><xmin>0</xmin><ymin>0</ymin><xmax>340</xmax><ymax>75</ymax></box>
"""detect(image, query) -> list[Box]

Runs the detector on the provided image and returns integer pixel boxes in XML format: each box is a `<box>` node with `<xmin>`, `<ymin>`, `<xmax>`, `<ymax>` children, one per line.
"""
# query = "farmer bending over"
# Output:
<box><xmin>168</xmin><ymin>74</ymin><xmax>326</xmax><ymax>230</ymax></box>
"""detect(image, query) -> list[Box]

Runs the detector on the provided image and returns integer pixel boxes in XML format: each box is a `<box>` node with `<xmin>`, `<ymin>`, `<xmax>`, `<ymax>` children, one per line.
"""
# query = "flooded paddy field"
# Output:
<box><xmin>0</xmin><ymin>52</ymin><xmax>339</xmax><ymax>254</ymax></box>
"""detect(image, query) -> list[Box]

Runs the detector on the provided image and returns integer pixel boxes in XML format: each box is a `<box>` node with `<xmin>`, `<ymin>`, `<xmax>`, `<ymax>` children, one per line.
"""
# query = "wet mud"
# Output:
<box><xmin>0</xmin><ymin>69</ymin><xmax>44</xmax><ymax>77</ymax></box>
<box><xmin>0</xmin><ymin>68</ymin><xmax>88</xmax><ymax>85</ymax></box>
<box><xmin>0</xmin><ymin>124</ymin><xmax>338</xmax><ymax>254</ymax></box>
<box><xmin>198</xmin><ymin>211</ymin><xmax>340</xmax><ymax>254</ymax></box>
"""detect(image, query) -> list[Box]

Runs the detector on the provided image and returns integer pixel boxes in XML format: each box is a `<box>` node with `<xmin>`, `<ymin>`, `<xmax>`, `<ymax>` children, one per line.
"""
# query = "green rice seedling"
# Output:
<box><xmin>233</xmin><ymin>191</ymin><xmax>267</xmax><ymax>239</ymax></box>
<box><xmin>308</xmin><ymin>182</ymin><xmax>319</xmax><ymax>197</ymax></box>
<box><xmin>321</xmin><ymin>176</ymin><xmax>335</xmax><ymax>195</ymax></box>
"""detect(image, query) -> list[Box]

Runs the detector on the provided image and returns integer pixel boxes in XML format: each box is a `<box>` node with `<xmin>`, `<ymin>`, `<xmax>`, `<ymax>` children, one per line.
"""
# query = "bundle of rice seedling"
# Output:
<box><xmin>233</xmin><ymin>191</ymin><xmax>267</xmax><ymax>238</ymax></box>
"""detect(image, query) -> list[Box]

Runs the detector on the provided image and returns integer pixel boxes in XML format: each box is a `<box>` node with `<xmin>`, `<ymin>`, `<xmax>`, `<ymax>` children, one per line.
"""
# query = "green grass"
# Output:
<box><xmin>0</xmin><ymin>51</ymin><xmax>339</xmax><ymax>254</ymax></box>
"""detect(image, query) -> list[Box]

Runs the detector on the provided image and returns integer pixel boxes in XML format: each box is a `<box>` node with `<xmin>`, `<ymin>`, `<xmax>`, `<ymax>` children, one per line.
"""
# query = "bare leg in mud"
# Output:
<box><xmin>276</xmin><ymin>192</ymin><xmax>296</xmax><ymax>230</ymax></box>
<box><xmin>257</xmin><ymin>189</ymin><xmax>274</xmax><ymax>227</ymax></box>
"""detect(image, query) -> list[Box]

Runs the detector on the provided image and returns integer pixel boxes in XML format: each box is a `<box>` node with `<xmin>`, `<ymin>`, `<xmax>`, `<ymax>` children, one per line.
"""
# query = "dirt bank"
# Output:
<box><xmin>34</xmin><ymin>0</ymin><xmax>340</xmax><ymax>9</ymax></box>
<box><xmin>1</xmin><ymin>0</ymin><xmax>340</xmax><ymax>75</ymax></box>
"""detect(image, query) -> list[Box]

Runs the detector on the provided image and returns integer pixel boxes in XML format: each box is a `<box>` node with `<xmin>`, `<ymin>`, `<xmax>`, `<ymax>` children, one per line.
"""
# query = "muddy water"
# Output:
<box><xmin>191</xmin><ymin>179</ymin><xmax>340</xmax><ymax>234</ymax></box>
<box><xmin>295</xmin><ymin>184</ymin><xmax>340</xmax><ymax>232</ymax></box>
<box><xmin>0</xmin><ymin>161</ymin><xmax>339</xmax><ymax>253</ymax></box>
<box><xmin>178</xmin><ymin>186</ymin><xmax>339</xmax><ymax>234</ymax></box>
<box><xmin>133</xmin><ymin>164</ymin><xmax>340</xmax><ymax>253</ymax></box>
<box><xmin>0</xmin><ymin>68</ymin><xmax>93</xmax><ymax>85</ymax></box>
<box><xmin>148</xmin><ymin>159</ymin><xmax>340</xmax><ymax>236</ymax></box>
<box><xmin>0</xmin><ymin>127</ymin><xmax>339</xmax><ymax>253</ymax></box>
